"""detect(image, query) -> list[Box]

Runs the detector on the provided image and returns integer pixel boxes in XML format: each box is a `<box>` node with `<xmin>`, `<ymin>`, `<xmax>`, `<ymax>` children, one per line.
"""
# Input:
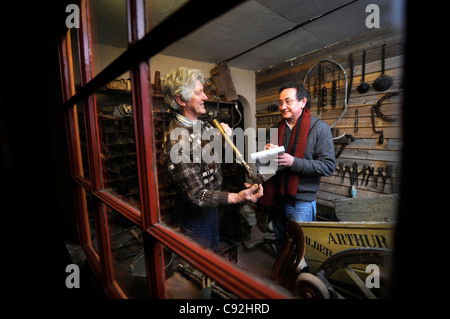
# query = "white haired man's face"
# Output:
<box><xmin>175</xmin><ymin>79</ymin><xmax>208</xmax><ymax>121</ymax></box>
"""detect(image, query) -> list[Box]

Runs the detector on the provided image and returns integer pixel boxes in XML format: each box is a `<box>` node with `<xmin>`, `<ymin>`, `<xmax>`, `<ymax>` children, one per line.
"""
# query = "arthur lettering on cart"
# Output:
<box><xmin>258</xmin><ymin>81</ymin><xmax>336</xmax><ymax>256</ymax></box>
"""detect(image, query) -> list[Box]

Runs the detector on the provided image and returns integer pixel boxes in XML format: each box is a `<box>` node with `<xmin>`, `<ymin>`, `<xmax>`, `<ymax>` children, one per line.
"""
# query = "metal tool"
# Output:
<box><xmin>336</xmin><ymin>162</ymin><xmax>344</xmax><ymax>182</ymax></box>
<box><xmin>370</xmin><ymin>106</ymin><xmax>384</xmax><ymax>144</ymax></box>
<box><xmin>334</xmin><ymin>134</ymin><xmax>355</xmax><ymax>159</ymax></box>
<box><xmin>321</xmin><ymin>67</ymin><xmax>331</xmax><ymax>111</ymax></box>
<box><xmin>374</xmin><ymin>167</ymin><xmax>383</xmax><ymax>188</ymax></box>
<box><xmin>303</xmin><ymin>59</ymin><xmax>348</xmax><ymax>138</ymax></box>
<box><xmin>347</xmin><ymin>53</ymin><xmax>354</xmax><ymax>103</ymax></box>
<box><xmin>352</xmin><ymin>162</ymin><xmax>359</xmax><ymax>186</ymax></box>
<box><xmin>318</xmin><ymin>62</ymin><xmax>322</xmax><ymax>114</ymax></box>
<box><xmin>345</xmin><ymin>165</ymin><xmax>352</xmax><ymax>185</ymax></box>
<box><xmin>381</xmin><ymin>165</ymin><xmax>392</xmax><ymax>193</ymax></box>
<box><xmin>357</xmin><ymin>50</ymin><xmax>370</xmax><ymax>94</ymax></box>
<box><xmin>332</xmin><ymin>70</ymin><xmax>337</xmax><ymax>108</ymax></box>
<box><xmin>321</xmin><ymin>84</ymin><xmax>328</xmax><ymax>110</ymax></box>
<box><xmin>365</xmin><ymin>167</ymin><xmax>374</xmax><ymax>186</ymax></box>
<box><xmin>373</xmin><ymin>44</ymin><xmax>393</xmax><ymax>92</ymax></box>
<box><xmin>372</xmin><ymin>92</ymin><xmax>399</xmax><ymax>122</ymax></box>
<box><xmin>360</xmin><ymin>165</ymin><xmax>369</xmax><ymax>185</ymax></box>
<box><xmin>371</xmin><ymin>92</ymin><xmax>399</xmax><ymax>144</ymax></box>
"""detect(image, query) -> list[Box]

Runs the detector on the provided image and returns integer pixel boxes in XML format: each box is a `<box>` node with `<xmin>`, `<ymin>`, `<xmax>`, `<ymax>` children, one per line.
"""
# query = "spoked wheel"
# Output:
<box><xmin>295</xmin><ymin>272</ymin><xmax>330</xmax><ymax>299</ymax></box>
<box><xmin>317</xmin><ymin>247</ymin><xmax>392</xmax><ymax>299</ymax></box>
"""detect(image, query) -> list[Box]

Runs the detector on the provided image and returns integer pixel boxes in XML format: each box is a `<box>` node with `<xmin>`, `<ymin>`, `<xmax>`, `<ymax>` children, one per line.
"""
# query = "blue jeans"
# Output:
<box><xmin>285</xmin><ymin>200</ymin><xmax>317</xmax><ymax>222</ymax></box>
<box><xmin>272</xmin><ymin>200</ymin><xmax>316</xmax><ymax>256</ymax></box>
<box><xmin>180</xmin><ymin>207</ymin><xmax>219</xmax><ymax>252</ymax></box>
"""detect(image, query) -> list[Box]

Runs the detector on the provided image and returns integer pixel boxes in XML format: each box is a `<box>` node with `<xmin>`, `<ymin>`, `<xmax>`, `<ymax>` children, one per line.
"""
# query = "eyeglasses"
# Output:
<box><xmin>278</xmin><ymin>98</ymin><xmax>296</xmax><ymax>107</ymax></box>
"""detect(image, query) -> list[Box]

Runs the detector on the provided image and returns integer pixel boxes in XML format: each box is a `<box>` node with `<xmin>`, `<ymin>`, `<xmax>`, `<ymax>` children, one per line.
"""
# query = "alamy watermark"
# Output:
<box><xmin>65</xmin><ymin>264</ymin><xmax>80</xmax><ymax>289</ymax></box>
<box><xmin>64</xmin><ymin>262</ymin><xmax>381</xmax><ymax>291</ymax></box>
<box><xmin>365</xmin><ymin>264</ymin><xmax>380</xmax><ymax>288</ymax></box>
<box><xmin>365</xmin><ymin>4</ymin><xmax>380</xmax><ymax>29</ymax></box>
<box><xmin>66</xmin><ymin>3</ymin><xmax>381</xmax><ymax>30</ymax></box>
<box><xmin>65</xmin><ymin>4</ymin><xmax>80</xmax><ymax>29</ymax></box>
<box><xmin>169</xmin><ymin>125</ymin><xmax>279</xmax><ymax>172</ymax></box>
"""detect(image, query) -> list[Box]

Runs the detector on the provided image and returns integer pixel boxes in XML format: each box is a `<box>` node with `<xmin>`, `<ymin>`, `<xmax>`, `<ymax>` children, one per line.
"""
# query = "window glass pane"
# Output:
<box><xmin>75</xmin><ymin>101</ymin><xmax>90</xmax><ymax>179</ymax></box>
<box><xmin>83</xmin><ymin>188</ymin><xmax>99</xmax><ymax>256</ymax></box>
<box><xmin>106</xmin><ymin>206</ymin><xmax>149</xmax><ymax>298</ymax></box>
<box><xmin>88</xmin><ymin>0</ymin><xmax>128</xmax><ymax>77</ymax></box>
<box><xmin>152</xmin><ymin>95</ymin><xmax>173</xmax><ymax>223</ymax></box>
<box><xmin>145</xmin><ymin>7</ymin><xmax>293</xmax><ymax>296</ymax></box>
<box><xmin>153</xmin><ymin>86</ymin><xmax>283</xmax><ymax>298</ymax></box>
<box><xmin>96</xmin><ymin>70</ymin><xmax>140</xmax><ymax>210</ymax></box>
<box><xmin>69</xmin><ymin>27</ymin><xmax>81</xmax><ymax>92</ymax></box>
<box><xmin>162</xmin><ymin>243</ymin><xmax>238</xmax><ymax>299</ymax></box>
<box><xmin>145</xmin><ymin>0</ymin><xmax>189</xmax><ymax>33</ymax></box>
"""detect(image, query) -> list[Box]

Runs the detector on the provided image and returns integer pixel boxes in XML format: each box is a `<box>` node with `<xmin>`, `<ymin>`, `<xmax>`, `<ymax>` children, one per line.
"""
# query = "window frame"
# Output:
<box><xmin>58</xmin><ymin>0</ymin><xmax>291</xmax><ymax>299</ymax></box>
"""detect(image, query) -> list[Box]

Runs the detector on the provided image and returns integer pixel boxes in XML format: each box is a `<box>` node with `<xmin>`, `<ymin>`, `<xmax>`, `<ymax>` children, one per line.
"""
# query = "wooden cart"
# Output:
<box><xmin>294</xmin><ymin>195</ymin><xmax>396</xmax><ymax>298</ymax></box>
<box><xmin>297</xmin><ymin>221</ymin><xmax>394</xmax><ymax>298</ymax></box>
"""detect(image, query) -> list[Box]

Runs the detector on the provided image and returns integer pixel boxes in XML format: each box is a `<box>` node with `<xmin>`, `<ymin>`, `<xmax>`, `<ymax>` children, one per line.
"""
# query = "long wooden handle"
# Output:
<box><xmin>212</xmin><ymin>119</ymin><xmax>262</xmax><ymax>184</ymax></box>
<box><xmin>212</xmin><ymin>119</ymin><xmax>244</xmax><ymax>160</ymax></box>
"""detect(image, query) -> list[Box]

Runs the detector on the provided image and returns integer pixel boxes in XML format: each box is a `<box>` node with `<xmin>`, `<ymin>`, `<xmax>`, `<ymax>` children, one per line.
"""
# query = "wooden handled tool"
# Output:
<box><xmin>212</xmin><ymin>119</ymin><xmax>265</xmax><ymax>185</ymax></box>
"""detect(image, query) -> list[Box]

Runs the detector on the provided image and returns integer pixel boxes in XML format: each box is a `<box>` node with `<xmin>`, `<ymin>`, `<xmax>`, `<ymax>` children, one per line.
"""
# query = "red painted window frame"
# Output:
<box><xmin>58</xmin><ymin>0</ymin><xmax>291</xmax><ymax>299</ymax></box>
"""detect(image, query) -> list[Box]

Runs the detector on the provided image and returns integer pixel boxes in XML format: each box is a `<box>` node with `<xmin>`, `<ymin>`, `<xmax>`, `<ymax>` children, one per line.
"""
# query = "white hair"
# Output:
<box><xmin>161</xmin><ymin>67</ymin><xmax>204</xmax><ymax>110</ymax></box>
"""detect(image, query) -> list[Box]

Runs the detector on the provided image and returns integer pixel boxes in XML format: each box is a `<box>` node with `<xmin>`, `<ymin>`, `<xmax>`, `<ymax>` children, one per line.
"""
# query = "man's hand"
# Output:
<box><xmin>265</xmin><ymin>143</ymin><xmax>277</xmax><ymax>150</ymax></box>
<box><xmin>228</xmin><ymin>183</ymin><xmax>263</xmax><ymax>204</ymax></box>
<box><xmin>266</xmin><ymin>143</ymin><xmax>294</xmax><ymax>167</ymax></box>
<box><xmin>277</xmin><ymin>152</ymin><xmax>294</xmax><ymax>167</ymax></box>
<box><xmin>220</xmin><ymin>122</ymin><xmax>232</xmax><ymax>137</ymax></box>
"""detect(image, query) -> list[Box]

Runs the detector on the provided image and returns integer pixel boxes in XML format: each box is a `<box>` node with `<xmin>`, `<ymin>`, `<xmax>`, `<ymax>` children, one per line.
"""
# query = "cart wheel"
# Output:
<box><xmin>318</xmin><ymin>247</ymin><xmax>392</xmax><ymax>299</ymax></box>
<box><xmin>295</xmin><ymin>272</ymin><xmax>330</xmax><ymax>299</ymax></box>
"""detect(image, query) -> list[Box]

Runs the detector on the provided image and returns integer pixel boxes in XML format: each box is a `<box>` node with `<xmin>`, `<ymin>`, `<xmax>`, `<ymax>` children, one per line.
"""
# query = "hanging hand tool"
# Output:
<box><xmin>318</xmin><ymin>62</ymin><xmax>322</xmax><ymax>115</ymax></box>
<box><xmin>354</xmin><ymin>109</ymin><xmax>359</xmax><ymax>134</ymax></box>
<box><xmin>373</xmin><ymin>44</ymin><xmax>393</xmax><ymax>92</ymax></box>
<box><xmin>381</xmin><ymin>165</ymin><xmax>391</xmax><ymax>193</ymax></box>
<box><xmin>357</xmin><ymin>50</ymin><xmax>370</xmax><ymax>94</ymax></box>
<box><xmin>372</xmin><ymin>92</ymin><xmax>399</xmax><ymax>122</ymax></box>
<box><xmin>373</xmin><ymin>167</ymin><xmax>383</xmax><ymax>188</ymax></box>
<box><xmin>321</xmin><ymin>84</ymin><xmax>328</xmax><ymax>110</ymax></box>
<box><xmin>371</xmin><ymin>107</ymin><xmax>384</xmax><ymax>144</ymax></box>
<box><xmin>334</xmin><ymin>133</ymin><xmax>355</xmax><ymax>159</ymax></box>
<box><xmin>303</xmin><ymin>59</ymin><xmax>348</xmax><ymax>136</ymax></box>
<box><xmin>352</xmin><ymin>162</ymin><xmax>359</xmax><ymax>186</ymax></box>
<box><xmin>332</xmin><ymin>78</ymin><xmax>337</xmax><ymax>107</ymax></box>
<box><xmin>347</xmin><ymin>53</ymin><xmax>354</xmax><ymax>103</ymax></box>
<box><xmin>345</xmin><ymin>165</ymin><xmax>353</xmax><ymax>185</ymax></box>
<box><xmin>371</xmin><ymin>92</ymin><xmax>399</xmax><ymax>144</ymax></box>
<box><xmin>322</xmin><ymin>66</ymin><xmax>332</xmax><ymax>111</ymax></box>
<box><xmin>336</xmin><ymin>162</ymin><xmax>344</xmax><ymax>182</ymax></box>
<box><xmin>365</xmin><ymin>167</ymin><xmax>374</xmax><ymax>186</ymax></box>
<box><xmin>342</xmin><ymin>164</ymin><xmax>350</xmax><ymax>184</ymax></box>
<box><xmin>331</xmin><ymin>65</ymin><xmax>337</xmax><ymax>107</ymax></box>
<box><xmin>381</xmin><ymin>172</ymin><xmax>387</xmax><ymax>193</ymax></box>
<box><xmin>360</xmin><ymin>165</ymin><xmax>369</xmax><ymax>185</ymax></box>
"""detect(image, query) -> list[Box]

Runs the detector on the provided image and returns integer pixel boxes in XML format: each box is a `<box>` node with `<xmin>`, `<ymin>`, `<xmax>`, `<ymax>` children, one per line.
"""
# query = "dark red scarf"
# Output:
<box><xmin>259</xmin><ymin>107</ymin><xmax>311</xmax><ymax>207</ymax></box>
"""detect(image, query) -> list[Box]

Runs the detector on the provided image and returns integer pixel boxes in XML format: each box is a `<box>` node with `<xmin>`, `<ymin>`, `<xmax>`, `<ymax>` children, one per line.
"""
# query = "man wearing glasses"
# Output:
<box><xmin>259</xmin><ymin>81</ymin><xmax>335</xmax><ymax>256</ymax></box>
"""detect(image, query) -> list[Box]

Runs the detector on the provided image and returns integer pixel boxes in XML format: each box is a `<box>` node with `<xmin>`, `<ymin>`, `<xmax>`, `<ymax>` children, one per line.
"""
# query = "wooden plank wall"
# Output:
<box><xmin>255</xmin><ymin>28</ymin><xmax>405</xmax><ymax>209</ymax></box>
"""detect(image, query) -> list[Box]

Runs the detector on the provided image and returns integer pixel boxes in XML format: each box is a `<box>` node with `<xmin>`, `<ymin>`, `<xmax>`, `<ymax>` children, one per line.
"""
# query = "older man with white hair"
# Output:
<box><xmin>160</xmin><ymin>67</ymin><xmax>263</xmax><ymax>252</ymax></box>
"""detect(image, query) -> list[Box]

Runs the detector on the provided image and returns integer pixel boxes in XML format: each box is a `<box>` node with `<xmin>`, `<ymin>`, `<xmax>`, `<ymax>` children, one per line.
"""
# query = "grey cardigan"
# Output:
<box><xmin>274</xmin><ymin>116</ymin><xmax>336</xmax><ymax>202</ymax></box>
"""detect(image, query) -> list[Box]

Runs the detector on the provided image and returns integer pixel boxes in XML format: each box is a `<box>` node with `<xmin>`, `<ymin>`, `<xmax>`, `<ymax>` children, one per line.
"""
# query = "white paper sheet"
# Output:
<box><xmin>250</xmin><ymin>146</ymin><xmax>285</xmax><ymax>161</ymax></box>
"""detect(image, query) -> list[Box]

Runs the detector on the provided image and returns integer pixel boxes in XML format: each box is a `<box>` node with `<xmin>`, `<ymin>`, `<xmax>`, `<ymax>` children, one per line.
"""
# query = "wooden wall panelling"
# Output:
<box><xmin>255</xmin><ymin>28</ymin><xmax>405</xmax><ymax>210</ymax></box>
